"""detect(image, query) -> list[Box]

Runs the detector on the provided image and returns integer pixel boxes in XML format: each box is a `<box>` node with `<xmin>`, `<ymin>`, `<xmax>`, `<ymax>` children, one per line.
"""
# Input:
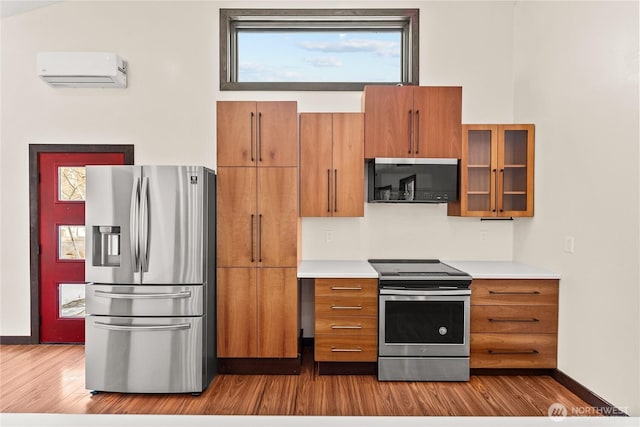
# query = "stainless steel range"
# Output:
<box><xmin>369</xmin><ymin>259</ymin><xmax>472</xmax><ymax>381</ymax></box>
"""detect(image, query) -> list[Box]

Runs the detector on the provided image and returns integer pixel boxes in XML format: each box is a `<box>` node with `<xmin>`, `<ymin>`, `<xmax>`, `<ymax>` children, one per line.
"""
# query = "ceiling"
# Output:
<box><xmin>1</xmin><ymin>1</ymin><xmax>62</xmax><ymax>18</ymax></box>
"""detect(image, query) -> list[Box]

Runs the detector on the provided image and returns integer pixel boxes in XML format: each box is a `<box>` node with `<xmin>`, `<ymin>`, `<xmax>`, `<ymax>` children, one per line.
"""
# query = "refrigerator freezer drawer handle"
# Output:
<box><xmin>93</xmin><ymin>322</ymin><xmax>191</xmax><ymax>332</ymax></box>
<box><xmin>94</xmin><ymin>290</ymin><xmax>192</xmax><ymax>299</ymax></box>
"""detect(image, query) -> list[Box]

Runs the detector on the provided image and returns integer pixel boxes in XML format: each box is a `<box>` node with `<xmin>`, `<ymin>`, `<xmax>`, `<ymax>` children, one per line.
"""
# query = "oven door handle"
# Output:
<box><xmin>379</xmin><ymin>289</ymin><xmax>471</xmax><ymax>296</ymax></box>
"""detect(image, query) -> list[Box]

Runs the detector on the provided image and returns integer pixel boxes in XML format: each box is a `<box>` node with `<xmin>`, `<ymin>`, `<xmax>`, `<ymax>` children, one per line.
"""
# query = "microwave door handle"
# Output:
<box><xmin>129</xmin><ymin>177</ymin><xmax>141</xmax><ymax>272</ymax></box>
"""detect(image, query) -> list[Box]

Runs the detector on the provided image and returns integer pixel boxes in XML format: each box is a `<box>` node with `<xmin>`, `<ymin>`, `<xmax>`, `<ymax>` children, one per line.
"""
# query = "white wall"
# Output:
<box><xmin>1</xmin><ymin>0</ymin><xmax>517</xmax><ymax>337</ymax></box>
<box><xmin>512</xmin><ymin>1</ymin><xmax>640</xmax><ymax>416</ymax></box>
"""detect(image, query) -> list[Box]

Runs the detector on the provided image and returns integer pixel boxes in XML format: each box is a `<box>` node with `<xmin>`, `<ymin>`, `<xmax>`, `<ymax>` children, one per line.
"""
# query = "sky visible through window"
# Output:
<box><xmin>237</xmin><ymin>31</ymin><xmax>401</xmax><ymax>83</ymax></box>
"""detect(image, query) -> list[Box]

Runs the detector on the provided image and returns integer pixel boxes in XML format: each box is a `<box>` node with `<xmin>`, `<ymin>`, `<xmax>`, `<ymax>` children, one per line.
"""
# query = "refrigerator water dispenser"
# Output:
<box><xmin>93</xmin><ymin>226</ymin><xmax>121</xmax><ymax>266</ymax></box>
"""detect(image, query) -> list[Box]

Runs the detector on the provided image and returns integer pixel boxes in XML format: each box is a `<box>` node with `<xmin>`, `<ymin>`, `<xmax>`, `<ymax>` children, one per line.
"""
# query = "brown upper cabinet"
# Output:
<box><xmin>217</xmin><ymin>101</ymin><xmax>298</xmax><ymax>167</ymax></box>
<box><xmin>448</xmin><ymin>124</ymin><xmax>535</xmax><ymax>217</ymax></box>
<box><xmin>217</xmin><ymin>166</ymin><xmax>298</xmax><ymax>268</ymax></box>
<box><xmin>300</xmin><ymin>113</ymin><xmax>365</xmax><ymax>217</ymax></box>
<box><xmin>362</xmin><ymin>86</ymin><xmax>462</xmax><ymax>159</ymax></box>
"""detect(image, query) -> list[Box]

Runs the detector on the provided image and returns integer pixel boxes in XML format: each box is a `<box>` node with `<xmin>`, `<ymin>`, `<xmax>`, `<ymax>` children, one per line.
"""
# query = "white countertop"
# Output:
<box><xmin>443</xmin><ymin>260</ymin><xmax>561</xmax><ymax>280</ymax></box>
<box><xmin>297</xmin><ymin>260</ymin><xmax>379</xmax><ymax>278</ymax></box>
<box><xmin>298</xmin><ymin>259</ymin><xmax>560</xmax><ymax>280</ymax></box>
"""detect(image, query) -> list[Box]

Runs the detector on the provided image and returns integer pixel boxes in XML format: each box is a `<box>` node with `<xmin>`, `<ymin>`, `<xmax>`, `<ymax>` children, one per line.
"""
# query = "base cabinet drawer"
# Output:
<box><xmin>315</xmin><ymin>317</ymin><xmax>377</xmax><ymax>336</ymax></box>
<box><xmin>470</xmin><ymin>333</ymin><xmax>557</xmax><ymax>368</ymax></box>
<box><xmin>314</xmin><ymin>335</ymin><xmax>377</xmax><ymax>362</ymax></box>
<box><xmin>471</xmin><ymin>279</ymin><xmax>559</xmax><ymax>306</ymax></box>
<box><xmin>315</xmin><ymin>278</ymin><xmax>378</xmax><ymax>298</ymax></box>
<box><xmin>471</xmin><ymin>305</ymin><xmax>558</xmax><ymax>334</ymax></box>
<box><xmin>315</xmin><ymin>296</ymin><xmax>377</xmax><ymax>317</ymax></box>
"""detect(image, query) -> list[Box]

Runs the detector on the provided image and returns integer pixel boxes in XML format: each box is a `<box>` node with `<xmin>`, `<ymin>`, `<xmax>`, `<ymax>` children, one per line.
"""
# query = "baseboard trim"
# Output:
<box><xmin>218</xmin><ymin>357</ymin><xmax>301</xmax><ymax>375</ymax></box>
<box><xmin>317</xmin><ymin>362</ymin><xmax>377</xmax><ymax>375</ymax></box>
<box><xmin>471</xmin><ymin>368</ymin><xmax>555</xmax><ymax>376</ymax></box>
<box><xmin>551</xmin><ymin>369</ymin><xmax>628</xmax><ymax>416</ymax></box>
<box><xmin>0</xmin><ymin>336</ymin><xmax>32</xmax><ymax>345</ymax></box>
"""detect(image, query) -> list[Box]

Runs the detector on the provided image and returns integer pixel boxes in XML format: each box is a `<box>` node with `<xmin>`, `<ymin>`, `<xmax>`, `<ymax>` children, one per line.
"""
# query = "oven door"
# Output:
<box><xmin>379</xmin><ymin>291</ymin><xmax>470</xmax><ymax>357</ymax></box>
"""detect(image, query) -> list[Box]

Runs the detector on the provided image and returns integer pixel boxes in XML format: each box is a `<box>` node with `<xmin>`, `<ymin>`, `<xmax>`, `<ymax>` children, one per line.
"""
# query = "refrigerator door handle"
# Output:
<box><xmin>140</xmin><ymin>176</ymin><xmax>150</xmax><ymax>273</ymax></box>
<box><xmin>94</xmin><ymin>290</ymin><xmax>192</xmax><ymax>299</ymax></box>
<box><xmin>130</xmin><ymin>177</ymin><xmax>141</xmax><ymax>272</ymax></box>
<box><xmin>94</xmin><ymin>322</ymin><xmax>191</xmax><ymax>332</ymax></box>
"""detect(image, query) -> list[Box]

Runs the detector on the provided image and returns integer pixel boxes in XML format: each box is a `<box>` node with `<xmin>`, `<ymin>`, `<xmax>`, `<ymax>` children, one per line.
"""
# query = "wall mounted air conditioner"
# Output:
<box><xmin>37</xmin><ymin>52</ymin><xmax>127</xmax><ymax>88</ymax></box>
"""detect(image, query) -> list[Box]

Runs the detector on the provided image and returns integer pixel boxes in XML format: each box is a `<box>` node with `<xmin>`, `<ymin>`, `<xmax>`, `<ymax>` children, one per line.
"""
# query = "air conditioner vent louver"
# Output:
<box><xmin>37</xmin><ymin>52</ymin><xmax>127</xmax><ymax>88</ymax></box>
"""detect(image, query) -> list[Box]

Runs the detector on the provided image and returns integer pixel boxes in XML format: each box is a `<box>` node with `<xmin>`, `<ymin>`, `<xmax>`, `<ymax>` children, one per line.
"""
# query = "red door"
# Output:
<box><xmin>39</xmin><ymin>152</ymin><xmax>126</xmax><ymax>343</ymax></box>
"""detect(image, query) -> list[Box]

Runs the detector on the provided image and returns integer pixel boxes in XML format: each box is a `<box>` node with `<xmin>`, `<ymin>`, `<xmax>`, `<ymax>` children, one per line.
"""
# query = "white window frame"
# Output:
<box><xmin>220</xmin><ymin>9</ymin><xmax>419</xmax><ymax>91</ymax></box>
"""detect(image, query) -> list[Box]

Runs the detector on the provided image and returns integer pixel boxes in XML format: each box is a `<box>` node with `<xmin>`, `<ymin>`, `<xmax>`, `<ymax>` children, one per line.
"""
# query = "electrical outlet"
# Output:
<box><xmin>564</xmin><ymin>236</ymin><xmax>575</xmax><ymax>254</ymax></box>
<box><xmin>325</xmin><ymin>231</ymin><xmax>334</xmax><ymax>243</ymax></box>
<box><xmin>480</xmin><ymin>230</ymin><xmax>488</xmax><ymax>241</ymax></box>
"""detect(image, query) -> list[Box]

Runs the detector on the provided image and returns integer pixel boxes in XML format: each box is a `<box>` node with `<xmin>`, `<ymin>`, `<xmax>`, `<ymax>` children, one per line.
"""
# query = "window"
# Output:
<box><xmin>58</xmin><ymin>166</ymin><xmax>86</xmax><ymax>201</ymax></box>
<box><xmin>220</xmin><ymin>9</ymin><xmax>419</xmax><ymax>91</ymax></box>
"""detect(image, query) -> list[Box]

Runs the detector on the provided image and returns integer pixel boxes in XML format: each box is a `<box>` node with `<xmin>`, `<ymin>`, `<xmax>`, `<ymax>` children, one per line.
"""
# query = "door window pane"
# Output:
<box><xmin>58</xmin><ymin>166</ymin><xmax>86</xmax><ymax>201</ymax></box>
<box><xmin>58</xmin><ymin>225</ymin><xmax>85</xmax><ymax>260</ymax></box>
<box><xmin>59</xmin><ymin>283</ymin><xmax>85</xmax><ymax>318</ymax></box>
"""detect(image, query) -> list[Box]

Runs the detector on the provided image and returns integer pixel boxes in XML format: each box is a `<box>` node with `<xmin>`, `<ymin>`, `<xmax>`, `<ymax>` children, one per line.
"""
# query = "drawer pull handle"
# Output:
<box><xmin>331</xmin><ymin>325</ymin><xmax>363</xmax><ymax>329</ymax></box>
<box><xmin>330</xmin><ymin>286</ymin><xmax>363</xmax><ymax>291</ymax></box>
<box><xmin>331</xmin><ymin>347</ymin><xmax>363</xmax><ymax>352</ymax></box>
<box><xmin>487</xmin><ymin>349</ymin><xmax>539</xmax><ymax>355</ymax></box>
<box><xmin>488</xmin><ymin>290</ymin><xmax>541</xmax><ymax>295</ymax></box>
<box><xmin>331</xmin><ymin>305</ymin><xmax>362</xmax><ymax>310</ymax></box>
<box><xmin>488</xmin><ymin>318</ymin><xmax>540</xmax><ymax>323</ymax></box>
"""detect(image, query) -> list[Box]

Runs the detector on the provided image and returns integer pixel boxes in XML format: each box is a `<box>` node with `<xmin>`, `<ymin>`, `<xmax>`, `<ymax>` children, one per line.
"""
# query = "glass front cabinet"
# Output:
<box><xmin>448</xmin><ymin>124</ymin><xmax>534</xmax><ymax>217</ymax></box>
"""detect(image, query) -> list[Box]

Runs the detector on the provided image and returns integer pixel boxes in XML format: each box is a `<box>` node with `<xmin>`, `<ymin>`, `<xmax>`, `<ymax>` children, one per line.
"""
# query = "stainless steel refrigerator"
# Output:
<box><xmin>84</xmin><ymin>165</ymin><xmax>216</xmax><ymax>394</ymax></box>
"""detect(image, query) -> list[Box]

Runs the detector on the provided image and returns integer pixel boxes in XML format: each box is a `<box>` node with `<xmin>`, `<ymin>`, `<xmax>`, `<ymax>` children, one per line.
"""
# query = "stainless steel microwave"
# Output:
<box><xmin>367</xmin><ymin>158</ymin><xmax>459</xmax><ymax>203</ymax></box>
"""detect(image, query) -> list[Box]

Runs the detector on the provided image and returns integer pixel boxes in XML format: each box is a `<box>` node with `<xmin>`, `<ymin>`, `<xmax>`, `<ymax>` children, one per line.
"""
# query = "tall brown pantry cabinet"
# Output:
<box><xmin>216</xmin><ymin>101</ymin><xmax>299</xmax><ymax>372</ymax></box>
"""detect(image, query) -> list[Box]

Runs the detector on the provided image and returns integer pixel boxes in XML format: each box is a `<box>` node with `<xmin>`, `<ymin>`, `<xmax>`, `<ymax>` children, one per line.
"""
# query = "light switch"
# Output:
<box><xmin>564</xmin><ymin>236</ymin><xmax>575</xmax><ymax>254</ymax></box>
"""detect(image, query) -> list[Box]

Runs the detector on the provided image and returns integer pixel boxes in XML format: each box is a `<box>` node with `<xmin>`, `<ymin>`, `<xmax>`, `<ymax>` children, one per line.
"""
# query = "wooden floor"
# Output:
<box><xmin>1</xmin><ymin>345</ymin><xmax>597</xmax><ymax>416</ymax></box>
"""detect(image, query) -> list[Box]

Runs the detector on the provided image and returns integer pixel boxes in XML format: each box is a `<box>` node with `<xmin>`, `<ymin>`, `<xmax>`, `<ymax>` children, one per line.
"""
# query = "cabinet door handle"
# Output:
<box><xmin>488</xmin><ymin>318</ymin><xmax>540</xmax><ymax>323</ymax></box>
<box><xmin>492</xmin><ymin>168</ymin><xmax>497</xmax><ymax>212</ymax></box>
<box><xmin>330</xmin><ymin>286</ymin><xmax>363</xmax><ymax>291</ymax></box>
<box><xmin>334</xmin><ymin>169</ymin><xmax>338</xmax><ymax>212</ymax></box>
<box><xmin>331</xmin><ymin>347</ymin><xmax>363</xmax><ymax>352</ymax></box>
<box><xmin>258</xmin><ymin>111</ymin><xmax>263</xmax><ymax>162</ymax></box>
<box><xmin>258</xmin><ymin>214</ymin><xmax>263</xmax><ymax>263</ymax></box>
<box><xmin>414</xmin><ymin>109</ymin><xmax>420</xmax><ymax>155</ymax></box>
<box><xmin>407</xmin><ymin>110</ymin><xmax>413</xmax><ymax>154</ymax></box>
<box><xmin>499</xmin><ymin>168</ymin><xmax>505</xmax><ymax>212</ymax></box>
<box><xmin>327</xmin><ymin>169</ymin><xmax>331</xmax><ymax>213</ymax></box>
<box><xmin>487</xmin><ymin>349</ymin><xmax>539</xmax><ymax>355</ymax></box>
<box><xmin>331</xmin><ymin>325</ymin><xmax>363</xmax><ymax>329</ymax></box>
<box><xmin>488</xmin><ymin>290</ymin><xmax>541</xmax><ymax>295</ymax></box>
<box><xmin>331</xmin><ymin>305</ymin><xmax>362</xmax><ymax>310</ymax></box>
<box><xmin>250</xmin><ymin>214</ymin><xmax>255</xmax><ymax>262</ymax></box>
<box><xmin>250</xmin><ymin>112</ymin><xmax>255</xmax><ymax>162</ymax></box>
